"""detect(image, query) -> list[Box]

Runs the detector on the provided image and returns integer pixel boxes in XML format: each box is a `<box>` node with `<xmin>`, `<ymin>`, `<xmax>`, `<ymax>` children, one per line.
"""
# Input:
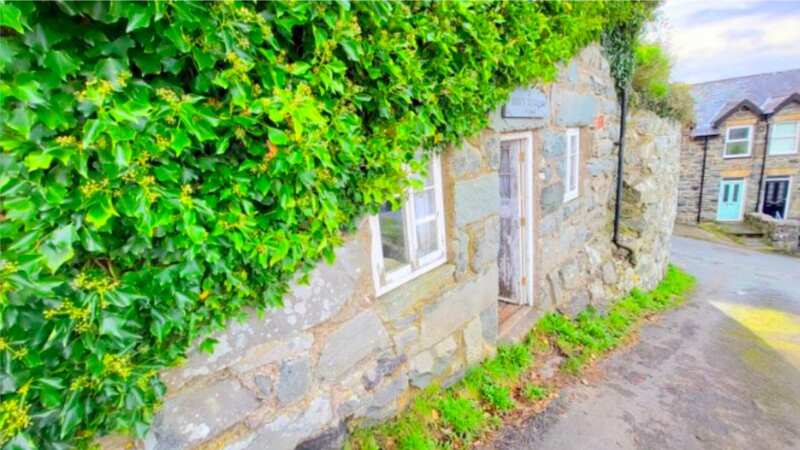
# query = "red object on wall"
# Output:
<box><xmin>595</xmin><ymin>114</ymin><xmax>605</xmax><ymax>129</ymax></box>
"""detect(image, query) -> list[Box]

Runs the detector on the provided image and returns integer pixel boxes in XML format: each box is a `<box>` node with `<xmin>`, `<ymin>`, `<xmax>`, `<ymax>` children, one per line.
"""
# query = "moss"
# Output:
<box><xmin>698</xmin><ymin>222</ymin><xmax>745</xmax><ymax>245</ymax></box>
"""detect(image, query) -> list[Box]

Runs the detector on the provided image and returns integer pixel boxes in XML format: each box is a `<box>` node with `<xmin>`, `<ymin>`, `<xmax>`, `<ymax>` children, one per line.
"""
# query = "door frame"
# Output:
<box><xmin>759</xmin><ymin>175</ymin><xmax>792</xmax><ymax>219</ymax></box>
<box><xmin>498</xmin><ymin>131</ymin><xmax>534</xmax><ymax>305</ymax></box>
<box><xmin>716</xmin><ymin>178</ymin><xmax>747</xmax><ymax>222</ymax></box>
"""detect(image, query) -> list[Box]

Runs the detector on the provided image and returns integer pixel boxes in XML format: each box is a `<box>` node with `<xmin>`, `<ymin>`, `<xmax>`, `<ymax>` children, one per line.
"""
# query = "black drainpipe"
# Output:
<box><xmin>754</xmin><ymin>118</ymin><xmax>770</xmax><ymax>213</ymax></box>
<box><xmin>612</xmin><ymin>89</ymin><xmax>634</xmax><ymax>259</ymax></box>
<box><xmin>696</xmin><ymin>136</ymin><xmax>709</xmax><ymax>223</ymax></box>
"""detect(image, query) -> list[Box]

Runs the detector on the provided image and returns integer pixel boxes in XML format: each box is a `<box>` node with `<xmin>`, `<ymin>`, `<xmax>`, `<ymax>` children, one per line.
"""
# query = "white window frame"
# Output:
<box><xmin>564</xmin><ymin>128</ymin><xmax>580</xmax><ymax>202</ymax></box>
<box><xmin>723</xmin><ymin>125</ymin><xmax>753</xmax><ymax>158</ymax></box>
<box><xmin>768</xmin><ymin>121</ymin><xmax>799</xmax><ymax>155</ymax></box>
<box><xmin>370</xmin><ymin>154</ymin><xmax>446</xmax><ymax>296</ymax></box>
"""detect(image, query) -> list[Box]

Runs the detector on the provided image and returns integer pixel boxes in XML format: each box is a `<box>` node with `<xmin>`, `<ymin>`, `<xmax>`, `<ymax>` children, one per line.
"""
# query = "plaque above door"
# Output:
<box><xmin>502</xmin><ymin>87</ymin><xmax>548</xmax><ymax>119</ymax></box>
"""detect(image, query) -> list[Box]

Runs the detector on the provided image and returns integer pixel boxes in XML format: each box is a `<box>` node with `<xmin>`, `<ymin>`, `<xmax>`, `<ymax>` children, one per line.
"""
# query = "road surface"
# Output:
<box><xmin>488</xmin><ymin>236</ymin><xmax>800</xmax><ymax>450</ymax></box>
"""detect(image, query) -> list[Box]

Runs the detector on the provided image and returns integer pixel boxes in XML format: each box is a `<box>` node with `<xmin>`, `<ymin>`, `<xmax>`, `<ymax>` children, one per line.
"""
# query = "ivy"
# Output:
<box><xmin>601</xmin><ymin>1</ymin><xmax>658</xmax><ymax>99</ymax></box>
<box><xmin>0</xmin><ymin>1</ymin><xmax>652</xmax><ymax>448</ymax></box>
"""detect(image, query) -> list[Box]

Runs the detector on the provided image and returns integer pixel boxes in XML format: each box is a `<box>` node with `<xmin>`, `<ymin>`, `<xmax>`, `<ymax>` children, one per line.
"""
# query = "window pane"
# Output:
<box><xmin>732</xmin><ymin>183</ymin><xmax>739</xmax><ymax>202</ymax></box>
<box><xmin>413</xmin><ymin>188</ymin><xmax>436</xmax><ymax>220</ymax></box>
<box><xmin>725</xmin><ymin>141</ymin><xmax>749</xmax><ymax>155</ymax></box>
<box><xmin>772</xmin><ymin>123</ymin><xmax>797</xmax><ymax>138</ymax></box>
<box><xmin>723</xmin><ymin>185</ymin><xmax>729</xmax><ymax>202</ymax></box>
<box><xmin>570</xmin><ymin>150</ymin><xmax>579</xmax><ymax>191</ymax></box>
<box><xmin>415</xmin><ymin>220</ymin><xmax>438</xmax><ymax>258</ymax></box>
<box><xmin>769</xmin><ymin>137</ymin><xmax>795</xmax><ymax>154</ymax></box>
<box><xmin>729</xmin><ymin>127</ymin><xmax>749</xmax><ymax>140</ymax></box>
<box><xmin>379</xmin><ymin>204</ymin><xmax>409</xmax><ymax>271</ymax></box>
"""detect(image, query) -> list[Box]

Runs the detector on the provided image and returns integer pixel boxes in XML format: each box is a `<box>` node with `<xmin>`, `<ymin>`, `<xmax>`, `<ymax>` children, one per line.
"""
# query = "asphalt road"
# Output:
<box><xmin>487</xmin><ymin>236</ymin><xmax>800</xmax><ymax>450</ymax></box>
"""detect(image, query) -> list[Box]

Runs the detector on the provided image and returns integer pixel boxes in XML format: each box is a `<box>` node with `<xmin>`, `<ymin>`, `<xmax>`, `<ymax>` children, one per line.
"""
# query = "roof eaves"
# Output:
<box><xmin>766</xmin><ymin>92</ymin><xmax>800</xmax><ymax>115</ymax></box>
<box><xmin>711</xmin><ymin>99</ymin><xmax>764</xmax><ymax>129</ymax></box>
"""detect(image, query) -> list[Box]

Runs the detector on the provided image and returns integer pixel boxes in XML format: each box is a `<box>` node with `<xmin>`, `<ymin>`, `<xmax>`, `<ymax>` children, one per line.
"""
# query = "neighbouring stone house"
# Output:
<box><xmin>677</xmin><ymin>69</ymin><xmax>800</xmax><ymax>224</ymax></box>
<box><xmin>105</xmin><ymin>45</ymin><xmax>681</xmax><ymax>450</ymax></box>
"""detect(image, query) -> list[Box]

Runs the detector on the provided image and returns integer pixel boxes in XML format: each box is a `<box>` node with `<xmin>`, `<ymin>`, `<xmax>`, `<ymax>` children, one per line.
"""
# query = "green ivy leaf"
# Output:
<box><xmin>24</xmin><ymin>151</ymin><xmax>54</xmax><ymax>171</ymax></box>
<box><xmin>7</xmin><ymin>106</ymin><xmax>34</xmax><ymax>137</ymax></box>
<box><xmin>185</xmin><ymin>224</ymin><xmax>207</xmax><ymax>243</ymax></box>
<box><xmin>59</xmin><ymin>392</ymin><xmax>84</xmax><ymax>439</ymax></box>
<box><xmin>99</xmin><ymin>313</ymin><xmax>129</xmax><ymax>339</ymax></box>
<box><xmin>268</xmin><ymin>127</ymin><xmax>290</xmax><ymax>146</ymax></box>
<box><xmin>82</xmin><ymin>119</ymin><xmax>107</xmax><ymax>148</ymax></box>
<box><xmin>0</xmin><ymin>3</ymin><xmax>26</xmax><ymax>33</ymax></box>
<box><xmin>125</xmin><ymin>6</ymin><xmax>153</xmax><ymax>32</ymax></box>
<box><xmin>40</xmin><ymin>224</ymin><xmax>75</xmax><ymax>273</ymax></box>
<box><xmin>199</xmin><ymin>337</ymin><xmax>218</xmax><ymax>354</ymax></box>
<box><xmin>85</xmin><ymin>195</ymin><xmax>117</xmax><ymax>229</ymax></box>
<box><xmin>172</xmin><ymin>129</ymin><xmax>191</xmax><ymax>155</ymax></box>
<box><xmin>43</xmin><ymin>50</ymin><xmax>79</xmax><ymax>80</ymax></box>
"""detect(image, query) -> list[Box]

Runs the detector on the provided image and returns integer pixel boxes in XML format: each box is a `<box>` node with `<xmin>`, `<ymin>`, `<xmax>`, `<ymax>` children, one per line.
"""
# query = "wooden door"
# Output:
<box><xmin>498</xmin><ymin>135</ymin><xmax>533</xmax><ymax>305</ymax></box>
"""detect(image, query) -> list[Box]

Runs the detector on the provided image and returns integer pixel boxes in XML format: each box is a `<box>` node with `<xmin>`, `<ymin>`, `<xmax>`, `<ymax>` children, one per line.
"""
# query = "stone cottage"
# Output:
<box><xmin>107</xmin><ymin>45</ymin><xmax>681</xmax><ymax>450</ymax></box>
<box><xmin>677</xmin><ymin>69</ymin><xmax>800</xmax><ymax>224</ymax></box>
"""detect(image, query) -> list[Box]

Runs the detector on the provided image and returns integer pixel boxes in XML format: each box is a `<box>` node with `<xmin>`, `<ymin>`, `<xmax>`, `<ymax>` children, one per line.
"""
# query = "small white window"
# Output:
<box><xmin>370</xmin><ymin>154</ymin><xmax>446</xmax><ymax>295</ymax></box>
<box><xmin>564</xmin><ymin>128</ymin><xmax>580</xmax><ymax>202</ymax></box>
<box><xmin>724</xmin><ymin>125</ymin><xmax>753</xmax><ymax>157</ymax></box>
<box><xmin>768</xmin><ymin>122</ymin><xmax>799</xmax><ymax>155</ymax></box>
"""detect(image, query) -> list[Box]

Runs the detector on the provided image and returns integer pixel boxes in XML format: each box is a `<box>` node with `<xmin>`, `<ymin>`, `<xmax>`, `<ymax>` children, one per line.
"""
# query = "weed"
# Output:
<box><xmin>479</xmin><ymin>382</ymin><xmax>515</xmax><ymax>411</ymax></box>
<box><xmin>522</xmin><ymin>384</ymin><xmax>548</xmax><ymax>401</ymax></box>
<box><xmin>484</xmin><ymin>344</ymin><xmax>532</xmax><ymax>380</ymax></box>
<box><xmin>437</xmin><ymin>395</ymin><xmax>484</xmax><ymax>440</ymax></box>
<box><xmin>562</xmin><ymin>355</ymin><xmax>588</xmax><ymax>374</ymax></box>
<box><xmin>396</xmin><ymin>426</ymin><xmax>437</xmax><ymax>450</ymax></box>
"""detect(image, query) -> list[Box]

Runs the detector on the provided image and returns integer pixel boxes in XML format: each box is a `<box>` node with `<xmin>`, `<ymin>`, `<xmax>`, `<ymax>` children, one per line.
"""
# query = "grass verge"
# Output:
<box><xmin>345</xmin><ymin>265</ymin><xmax>696</xmax><ymax>450</ymax></box>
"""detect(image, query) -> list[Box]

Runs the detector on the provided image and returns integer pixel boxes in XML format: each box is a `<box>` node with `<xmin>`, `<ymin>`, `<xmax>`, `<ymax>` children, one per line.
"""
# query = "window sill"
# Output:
<box><xmin>375</xmin><ymin>256</ymin><xmax>448</xmax><ymax>297</ymax></box>
<box><xmin>722</xmin><ymin>154</ymin><xmax>752</xmax><ymax>159</ymax></box>
<box><xmin>563</xmin><ymin>192</ymin><xmax>579</xmax><ymax>203</ymax></box>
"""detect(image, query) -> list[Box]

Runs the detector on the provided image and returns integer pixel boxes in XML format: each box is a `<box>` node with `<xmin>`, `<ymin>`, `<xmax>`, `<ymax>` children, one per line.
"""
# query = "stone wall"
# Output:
<box><xmin>104</xmin><ymin>45</ymin><xmax>681</xmax><ymax>450</ymax></box>
<box><xmin>620</xmin><ymin>110</ymin><xmax>681</xmax><ymax>290</ymax></box>
<box><xmin>745</xmin><ymin>212</ymin><xmax>800</xmax><ymax>253</ymax></box>
<box><xmin>676</xmin><ymin>128</ymin><xmax>705</xmax><ymax>223</ymax></box>
<box><xmin>677</xmin><ymin>102</ymin><xmax>800</xmax><ymax>223</ymax></box>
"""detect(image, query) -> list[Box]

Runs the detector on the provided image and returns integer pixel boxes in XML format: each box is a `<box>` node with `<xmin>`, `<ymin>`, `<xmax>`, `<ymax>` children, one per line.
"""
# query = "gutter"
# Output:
<box><xmin>612</xmin><ymin>88</ymin><xmax>635</xmax><ymax>259</ymax></box>
<box><xmin>754</xmin><ymin>118</ymin><xmax>770</xmax><ymax>213</ymax></box>
<box><xmin>696</xmin><ymin>136</ymin><xmax>709</xmax><ymax>223</ymax></box>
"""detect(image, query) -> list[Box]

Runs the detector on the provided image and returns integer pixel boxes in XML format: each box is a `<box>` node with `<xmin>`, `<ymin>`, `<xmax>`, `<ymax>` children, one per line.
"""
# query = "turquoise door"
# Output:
<box><xmin>717</xmin><ymin>179</ymin><xmax>745</xmax><ymax>221</ymax></box>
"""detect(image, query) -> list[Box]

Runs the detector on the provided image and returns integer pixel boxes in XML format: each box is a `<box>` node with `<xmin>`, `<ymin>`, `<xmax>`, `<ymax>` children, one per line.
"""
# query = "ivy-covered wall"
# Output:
<box><xmin>0</xmin><ymin>1</ymin><xmax>654</xmax><ymax>448</ymax></box>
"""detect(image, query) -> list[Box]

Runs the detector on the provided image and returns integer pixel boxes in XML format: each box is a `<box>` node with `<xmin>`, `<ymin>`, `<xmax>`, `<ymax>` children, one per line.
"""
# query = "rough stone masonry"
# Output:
<box><xmin>100</xmin><ymin>45</ymin><xmax>681</xmax><ymax>450</ymax></box>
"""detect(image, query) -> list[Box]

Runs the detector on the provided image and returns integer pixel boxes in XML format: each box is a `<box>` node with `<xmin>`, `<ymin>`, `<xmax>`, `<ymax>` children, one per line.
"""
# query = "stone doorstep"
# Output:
<box><xmin>497</xmin><ymin>303</ymin><xmax>543</xmax><ymax>345</ymax></box>
<box><xmin>717</xmin><ymin>221</ymin><xmax>764</xmax><ymax>238</ymax></box>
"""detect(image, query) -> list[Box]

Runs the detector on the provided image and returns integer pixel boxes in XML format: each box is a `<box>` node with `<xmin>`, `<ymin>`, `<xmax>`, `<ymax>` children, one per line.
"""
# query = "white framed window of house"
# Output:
<box><xmin>768</xmin><ymin>121</ymin><xmax>799</xmax><ymax>155</ymax></box>
<box><xmin>563</xmin><ymin>128</ymin><xmax>580</xmax><ymax>202</ymax></box>
<box><xmin>370</xmin><ymin>154</ymin><xmax>446</xmax><ymax>296</ymax></box>
<box><xmin>723</xmin><ymin>125</ymin><xmax>753</xmax><ymax>158</ymax></box>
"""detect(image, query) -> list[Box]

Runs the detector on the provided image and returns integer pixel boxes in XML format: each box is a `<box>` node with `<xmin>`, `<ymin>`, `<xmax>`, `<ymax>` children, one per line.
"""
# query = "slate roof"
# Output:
<box><xmin>690</xmin><ymin>69</ymin><xmax>800</xmax><ymax>137</ymax></box>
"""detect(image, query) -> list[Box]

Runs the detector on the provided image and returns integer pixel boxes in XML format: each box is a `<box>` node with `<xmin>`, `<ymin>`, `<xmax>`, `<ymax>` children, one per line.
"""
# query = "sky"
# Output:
<box><xmin>654</xmin><ymin>0</ymin><xmax>800</xmax><ymax>84</ymax></box>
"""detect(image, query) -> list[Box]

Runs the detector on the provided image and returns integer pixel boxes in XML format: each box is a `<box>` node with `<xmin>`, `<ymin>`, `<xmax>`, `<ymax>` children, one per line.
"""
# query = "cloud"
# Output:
<box><xmin>657</xmin><ymin>0</ymin><xmax>800</xmax><ymax>83</ymax></box>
